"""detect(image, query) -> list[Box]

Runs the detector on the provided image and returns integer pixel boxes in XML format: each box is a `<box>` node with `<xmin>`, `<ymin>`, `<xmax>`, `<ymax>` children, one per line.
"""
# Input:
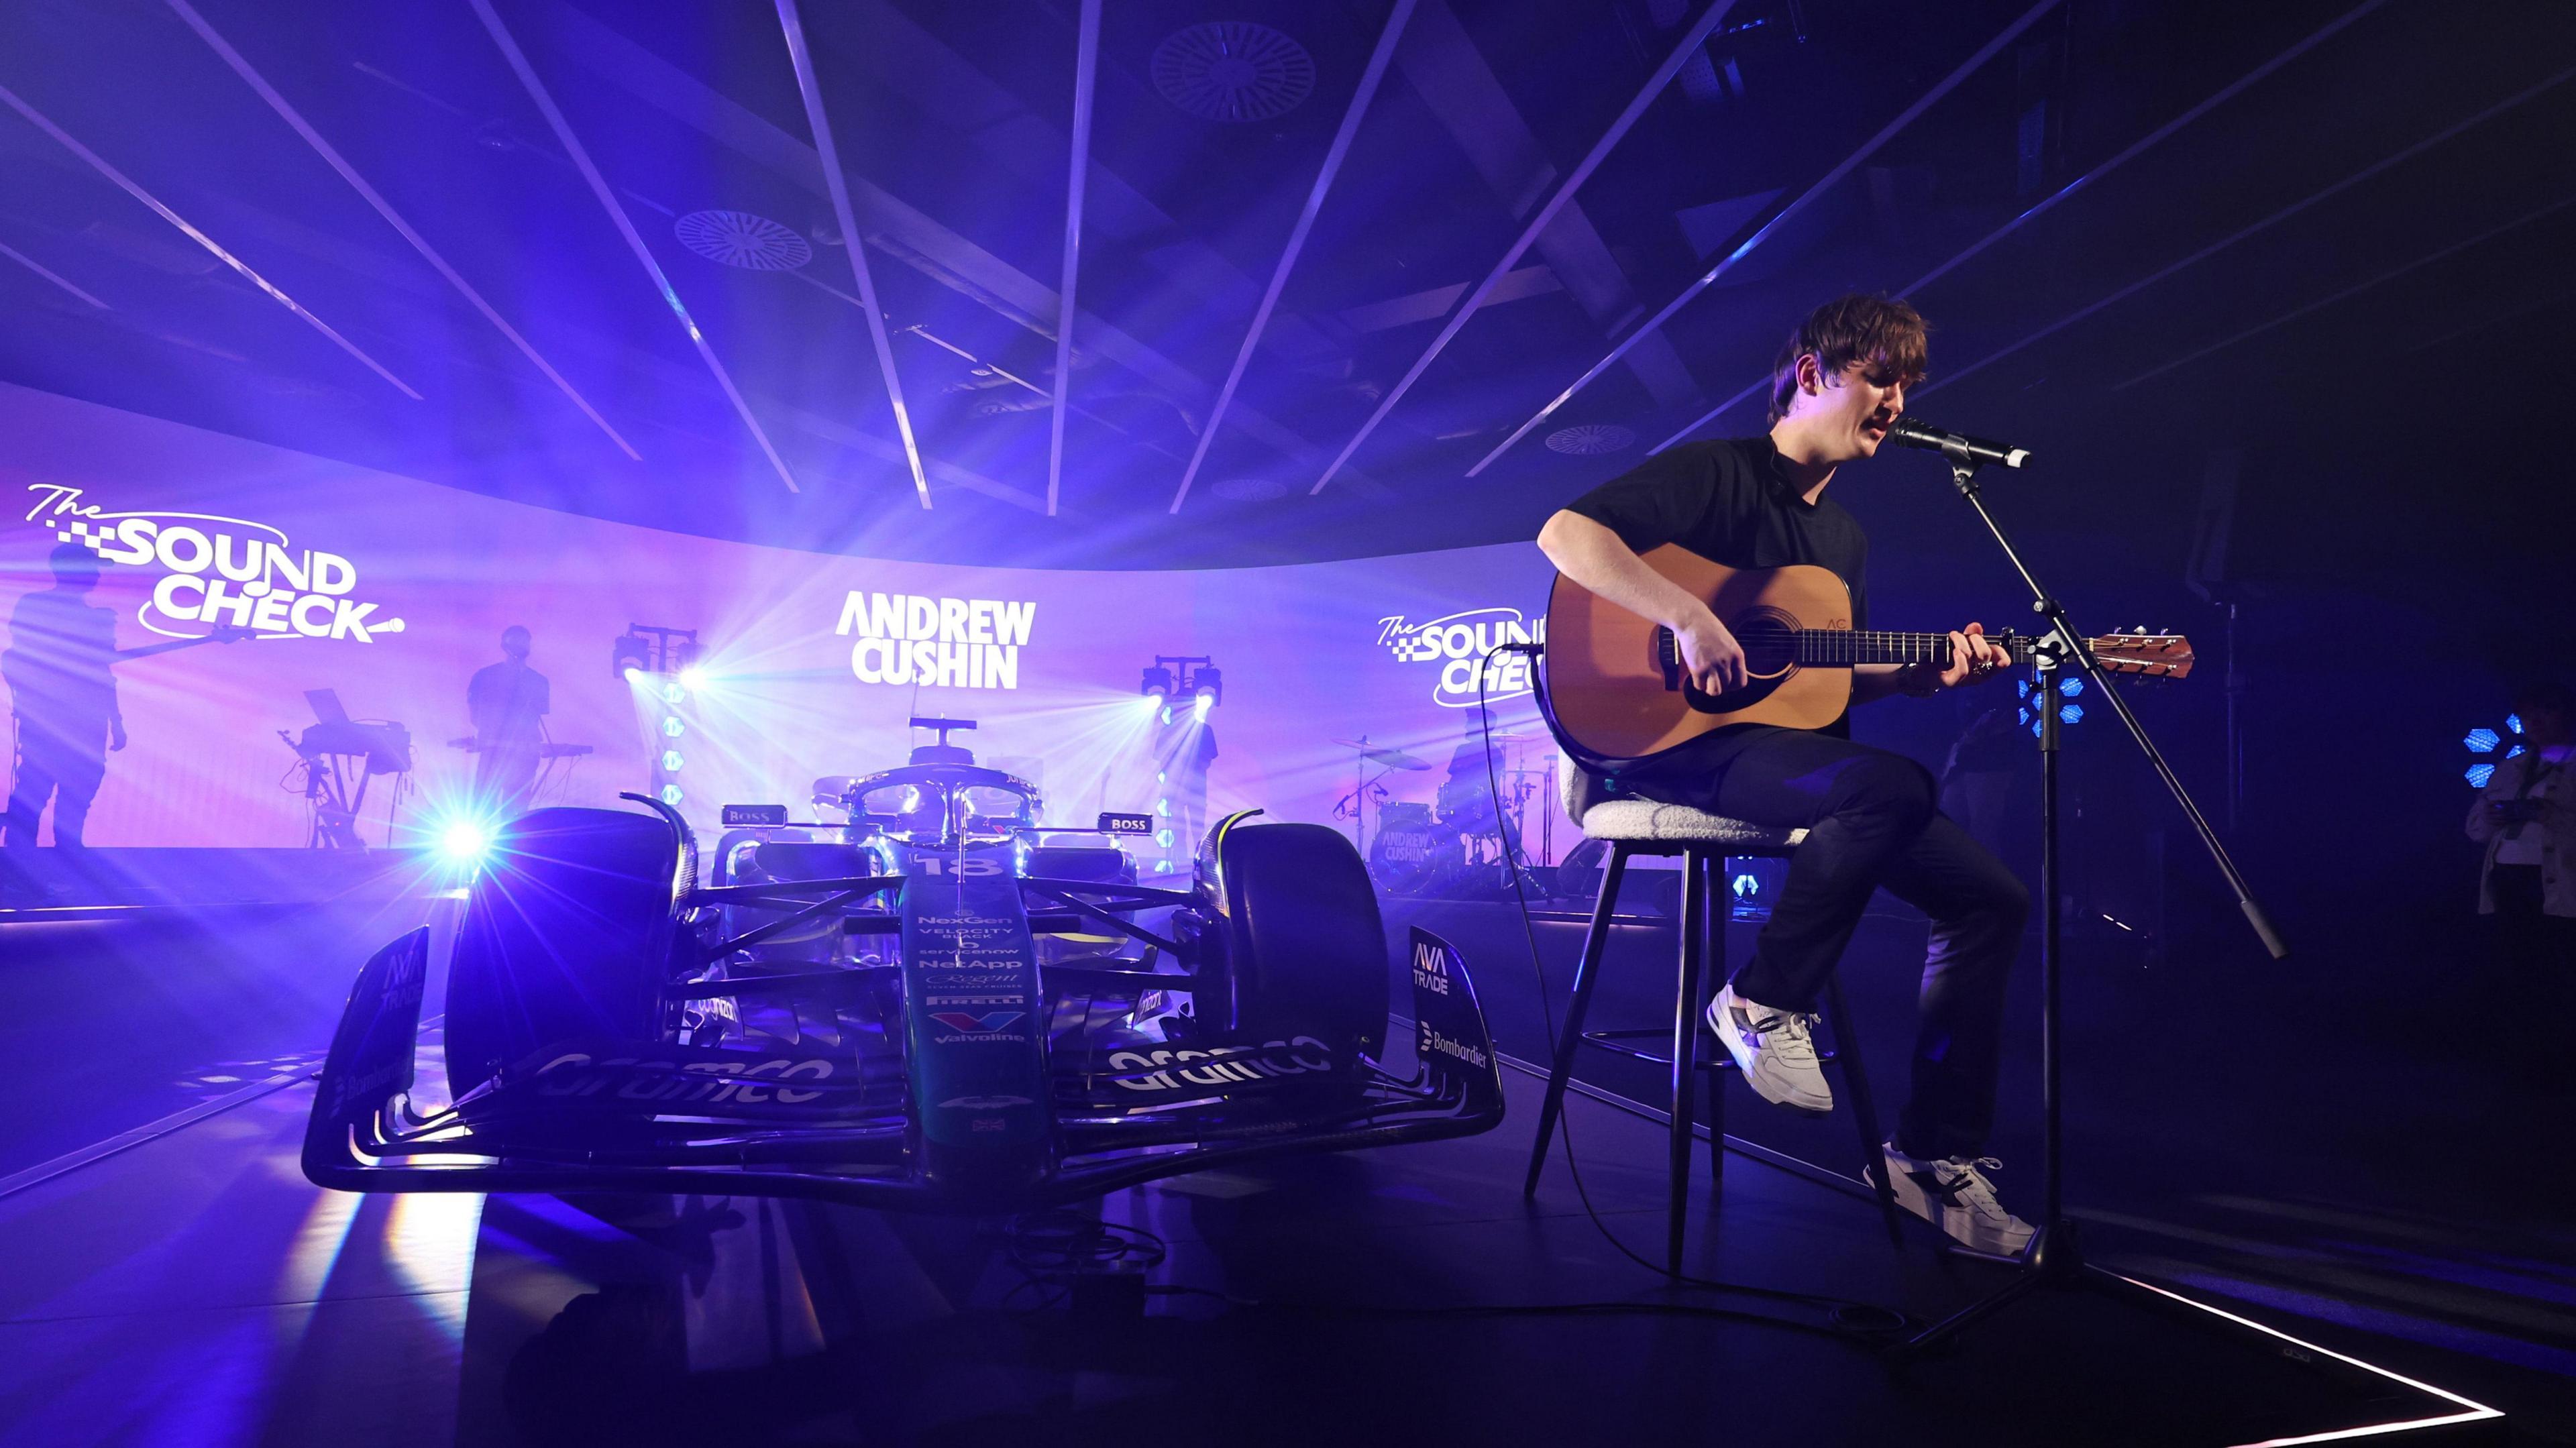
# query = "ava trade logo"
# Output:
<box><xmin>23</xmin><ymin>484</ymin><xmax>405</xmax><ymax>644</ymax></box>
<box><xmin>929</xmin><ymin>1010</ymin><xmax>1025</xmax><ymax>1036</ymax></box>
<box><xmin>1375</xmin><ymin>607</ymin><xmax>1542</xmax><ymax>708</ymax></box>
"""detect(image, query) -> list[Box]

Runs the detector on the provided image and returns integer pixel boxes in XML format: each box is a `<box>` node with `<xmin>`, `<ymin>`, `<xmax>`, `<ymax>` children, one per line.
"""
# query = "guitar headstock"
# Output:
<box><xmin>2088</xmin><ymin>630</ymin><xmax>2193</xmax><ymax>679</ymax></box>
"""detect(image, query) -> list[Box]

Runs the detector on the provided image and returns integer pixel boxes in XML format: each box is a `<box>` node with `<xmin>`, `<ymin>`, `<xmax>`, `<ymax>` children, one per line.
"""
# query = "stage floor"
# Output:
<box><xmin>0</xmin><ymin>1024</ymin><xmax>2505</xmax><ymax>1447</ymax></box>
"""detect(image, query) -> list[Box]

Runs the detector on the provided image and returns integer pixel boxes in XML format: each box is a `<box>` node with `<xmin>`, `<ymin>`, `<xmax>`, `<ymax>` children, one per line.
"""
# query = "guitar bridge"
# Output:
<box><xmin>1653</xmin><ymin>626</ymin><xmax>1682</xmax><ymax>692</ymax></box>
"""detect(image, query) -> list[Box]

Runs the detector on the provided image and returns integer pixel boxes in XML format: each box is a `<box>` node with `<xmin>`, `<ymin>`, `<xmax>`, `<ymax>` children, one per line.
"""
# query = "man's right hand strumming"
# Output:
<box><xmin>1673</xmin><ymin>610</ymin><xmax>1750</xmax><ymax>695</ymax></box>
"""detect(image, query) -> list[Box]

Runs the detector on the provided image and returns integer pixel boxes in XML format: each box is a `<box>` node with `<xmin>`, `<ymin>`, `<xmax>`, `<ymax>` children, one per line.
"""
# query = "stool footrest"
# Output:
<box><xmin>1577</xmin><ymin>1026</ymin><xmax>1840</xmax><ymax>1070</ymax></box>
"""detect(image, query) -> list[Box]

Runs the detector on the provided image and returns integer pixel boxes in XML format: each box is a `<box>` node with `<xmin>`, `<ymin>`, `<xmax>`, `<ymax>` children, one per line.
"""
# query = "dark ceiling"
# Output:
<box><xmin>1</xmin><ymin>0</ymin><xmax>2571</xmax><ymax>579</ymax></box>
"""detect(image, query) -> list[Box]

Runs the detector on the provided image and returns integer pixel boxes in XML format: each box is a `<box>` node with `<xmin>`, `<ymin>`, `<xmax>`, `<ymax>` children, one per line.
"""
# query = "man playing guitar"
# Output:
<box><xmin>1536</xmin><ymin>294</ymin><xmax>2033</xmax><ymax>1252</ymax></box>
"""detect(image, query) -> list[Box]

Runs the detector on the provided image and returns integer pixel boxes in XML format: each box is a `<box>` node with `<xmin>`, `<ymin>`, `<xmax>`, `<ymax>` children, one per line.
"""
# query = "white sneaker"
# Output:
<box><xmin>1704</xmin><ymin>983</ymin><xmax>1833</xmax><ymax>1114</ymax></box>
<box><xmin>1877</xmin><ymin>1142</ymin><xmax>2036</xmax><ymax>1255</ymax></box>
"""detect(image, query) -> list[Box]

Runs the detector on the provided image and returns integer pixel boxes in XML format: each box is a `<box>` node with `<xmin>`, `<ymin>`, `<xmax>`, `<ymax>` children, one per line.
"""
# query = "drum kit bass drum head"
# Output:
<box><xmin>1342</xmin><ymin>733</ymin><xmax>1548</xmax><ymax>899</ymax></box>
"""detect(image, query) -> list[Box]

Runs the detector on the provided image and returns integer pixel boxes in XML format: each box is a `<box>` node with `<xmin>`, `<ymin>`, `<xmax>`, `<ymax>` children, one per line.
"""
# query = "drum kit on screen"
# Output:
<box><xmin>1332</xmin><ymin>730</ymin><xmax>1554</xmax><ymax>899</ymax></box>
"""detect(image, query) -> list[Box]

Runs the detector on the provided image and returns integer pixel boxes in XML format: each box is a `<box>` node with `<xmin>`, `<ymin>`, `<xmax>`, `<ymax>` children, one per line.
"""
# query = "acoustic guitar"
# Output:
<box><xmin>1540</xmin><ymin>545</ymin><xmax>2192</xmax><ymax>765</ymax></box>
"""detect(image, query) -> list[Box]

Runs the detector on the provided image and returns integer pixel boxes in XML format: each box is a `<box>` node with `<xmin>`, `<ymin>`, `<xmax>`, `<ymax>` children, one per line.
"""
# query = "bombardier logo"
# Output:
<box><xmin>1375</xmin><ymin>607</ymin><xmax>1542</xmax><ymax>708</ymax></box>
<box><xmin>1419</xmin><ymin>1022</ymin><xmax>1490</xmax><ymax>1071</ymax></box>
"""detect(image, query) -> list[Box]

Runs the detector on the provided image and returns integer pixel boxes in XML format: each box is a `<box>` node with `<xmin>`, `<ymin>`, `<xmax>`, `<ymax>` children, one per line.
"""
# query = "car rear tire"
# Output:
<box><xmin>442</xmin><ymin>806</ymin><xmax>686</xmax><ymax>1095</ymax></box>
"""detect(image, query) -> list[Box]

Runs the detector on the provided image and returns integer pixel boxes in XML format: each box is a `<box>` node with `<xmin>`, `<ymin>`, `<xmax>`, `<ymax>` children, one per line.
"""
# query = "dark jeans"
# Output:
<box><xmin>5</xmin><ymin>715</ymin><xmax>109</xmax><ymax>850</ymax></box>
<box><xmin>2492</xmin><ymin>866</ymin><xmax>2576</xmax><ymax>1090</ymax></box>
<box><xmin>1627</xmin><ymin>726</ymin><xmax>2031</xmax><ymax>1159</ymax></box>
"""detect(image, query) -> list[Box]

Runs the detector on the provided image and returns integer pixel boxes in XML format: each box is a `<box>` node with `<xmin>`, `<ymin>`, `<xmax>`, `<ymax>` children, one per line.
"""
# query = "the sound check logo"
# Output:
<box><xmin>1374</xmin><ymin>607</ymin><xmax>1542</xmax><ymax>708</ymax></box>
<box><xmin>23</xmin><ymin>484</ymin><xmax>406</xmax><ymax>644</ymax></box>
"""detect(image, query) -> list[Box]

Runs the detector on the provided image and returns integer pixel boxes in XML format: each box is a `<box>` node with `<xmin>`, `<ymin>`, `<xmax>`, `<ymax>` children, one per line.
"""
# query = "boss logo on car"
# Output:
<box><xmin>1104</xmin><ymin>1036</ymin><xmax>1335</xmax><ymax>1093</ymax></box>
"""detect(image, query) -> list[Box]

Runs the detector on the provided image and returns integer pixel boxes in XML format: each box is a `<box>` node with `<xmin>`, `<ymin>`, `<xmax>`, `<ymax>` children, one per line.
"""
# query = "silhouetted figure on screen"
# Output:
<box><xmin>3</xmin><ymin>543</ymin><xmax>125</xmax><ymax>853</ymax></box>
<box><xmin>469</xmin><ymin>625</ymin><xmax>549</xmax><ymax>818</ymax></box>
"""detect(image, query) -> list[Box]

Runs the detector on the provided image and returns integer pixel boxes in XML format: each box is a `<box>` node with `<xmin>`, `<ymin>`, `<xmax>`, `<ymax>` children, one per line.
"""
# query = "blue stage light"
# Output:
<box><xmin>1157</xmin><ymin>797</ymin><xmax>1171</xmax><ymax>817</ymax></box>
<box><xmin>2466</xmin><ymin>763</ymin><xmax>2496</xmax><ymax>788</ymax></box>
<box><xmin>1155</xmin><ymin>828</ymin><xmax>1175</xmax><ymax>848</ymax></box>
<box><xmin>663</xmin><ymin>681</ymin><xmax>686</xmax><ymax>706</ymax></box>
<box><xmin>2016</xmin><ymin>679</ymin><xmax>2032</xmax><ymax>700</ymax></box>
<box><xmin>660</xmin><ymin>784</ymin><xmax>684</xmax><ymax>807</ymax></box>
<box><xmin>2059</xmin><ymin>703</ymin><xmax>2084</xmax><ymax>725</ymax></box>
<box><xmin>2465</xmin><ymin>728</ymin><xmax>2501</xmax><ymax>754</ymax></box>
<box><xmin>676</xmin><ymin>665</ymin><xmax>709</xmax><ymax>693</ymax></box>
<box><xmin>661</xmin><ymin>750</ymin><xmax>684</xmax><ymax>772</ymax></box>
<box><xmin>2508</xmin><ymin>713</ymin><xmax>2524</xmax><ymax>736</ymax></box>
<box><xmin>2059</xmin><ymin>677</ymin><xmax>2084</xmax><ymax>698</ymax></box>
<box><xmin>622</xmin><ymin>666</ymin><xmax>643</xmax><ymax>685</ymax></box>
<box><xmin>2509</xmin><ymin>745</ymin><xmax>2526</xmax><ymax>759</ymax></box>
<box><xmin>1153</xmin><ymin>859</ymin><xmax>1175</xmax><ymax>873</ymax></box>
<box><xmin>662</xmin><ymin>716</ymin><xmax>684</xmax><ymax>738</ymax></box>
<box><xmin>435</xmin><ymin>818</ymin><xmax>496</xmax><ymax>869</ymax></box>
<box><xmin>1731</xmin><ymin>873</ymin><xmax>1758</xmax><ymax>899</ymax></box>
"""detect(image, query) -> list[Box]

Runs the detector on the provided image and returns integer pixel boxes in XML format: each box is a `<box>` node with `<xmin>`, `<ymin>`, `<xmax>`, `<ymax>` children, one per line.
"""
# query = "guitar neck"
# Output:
<box><xmin>1786</xmin><ymin>630</ymin><xmax>2029</xmax><ymax>667</ymax></box>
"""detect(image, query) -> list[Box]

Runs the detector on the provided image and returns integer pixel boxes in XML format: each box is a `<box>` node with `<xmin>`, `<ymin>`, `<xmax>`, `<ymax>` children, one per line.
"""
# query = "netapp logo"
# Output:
<box><xmin>837</xmin><ymin>591</ymin><xmax>1035</xmax><ymax>690</ymax></box>
<box><xmin>1375</xmin><ymin>607</ymin><xmax>1541</xmax><ymax>708</ymax></box>
<box><xmin>24</xmin><ymin>484</ymin><xmax>405</xmax><ymax>644</ymax></box>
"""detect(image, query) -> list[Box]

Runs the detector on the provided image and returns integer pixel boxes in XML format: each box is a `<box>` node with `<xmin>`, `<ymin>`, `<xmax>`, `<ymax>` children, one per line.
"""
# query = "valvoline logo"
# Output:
<box><xmin>930</xmin><ymin>1010</ymin><xmax>1024</xmax><ymax>1036</ymax></box>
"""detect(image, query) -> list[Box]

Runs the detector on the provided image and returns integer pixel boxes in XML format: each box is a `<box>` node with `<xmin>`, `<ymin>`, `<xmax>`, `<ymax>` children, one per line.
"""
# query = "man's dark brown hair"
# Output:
<box><xmin>1768</xmin><ymin>294</ymin><xmax>1929</xmax><ymax>423</ymax></box>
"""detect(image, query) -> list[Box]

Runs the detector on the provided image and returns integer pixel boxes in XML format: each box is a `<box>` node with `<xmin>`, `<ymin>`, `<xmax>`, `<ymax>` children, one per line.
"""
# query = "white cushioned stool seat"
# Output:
<box><xmin>1560</xmin><ymin>752</ymin><xmax>1807</xmax><ymax>849</ymax></box>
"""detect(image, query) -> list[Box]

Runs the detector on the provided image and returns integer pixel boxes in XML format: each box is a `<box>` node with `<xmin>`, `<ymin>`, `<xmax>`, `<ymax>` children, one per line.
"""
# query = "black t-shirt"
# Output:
<box><xmin>468</xmin><ymin>661</ymin><xmax>550</xmax><ymax>744</ymax></box>
<box><xmin>1564</xmin><ymin>435</ymin><xmax>1869</xmax><ymax>750</ymax></box>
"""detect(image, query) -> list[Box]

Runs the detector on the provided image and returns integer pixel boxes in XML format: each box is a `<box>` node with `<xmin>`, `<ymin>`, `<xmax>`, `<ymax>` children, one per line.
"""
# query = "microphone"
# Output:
<box><xmin>1885</xmin><ymin>416</ymin><xmax>2032</xmax><ymax>470</ymax></box>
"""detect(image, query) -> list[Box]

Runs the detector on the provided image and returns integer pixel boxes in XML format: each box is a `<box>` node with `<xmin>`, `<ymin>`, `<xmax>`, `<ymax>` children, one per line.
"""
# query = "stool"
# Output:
<box><xmin>1521</xmin><ymin>763</ymin><xmax>1907</xmax><ymax>1272</ymax></box>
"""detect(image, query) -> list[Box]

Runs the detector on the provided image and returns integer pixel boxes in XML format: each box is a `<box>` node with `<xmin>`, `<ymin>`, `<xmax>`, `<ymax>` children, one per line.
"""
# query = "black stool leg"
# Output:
<box><xmin>1821</xmin><ymin>974</ymin><xmax>1907</xmax><ymax>1246</ymax></box>
<box><xmin>1705</xmin><ymin>852</ymin><xmax>1726</xmax><ymax>1195</ymax></box>
<box><xmin>1523</xmin><ymin>844</ymin><xmax>1629</xmax><ymax>1196</ymax></box>
<box><xmin>1667</xmin><ymin>847</ymin><xmax>1705</xmax><ymax>1274</ymax></box>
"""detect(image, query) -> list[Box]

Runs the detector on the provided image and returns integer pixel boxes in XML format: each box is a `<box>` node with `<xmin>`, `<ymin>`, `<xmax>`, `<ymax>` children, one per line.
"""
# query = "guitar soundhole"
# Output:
<box><xmin>1680</xmin><ymin>608</ymin><xmax>1797</xmax><ymax>713</ymax></box>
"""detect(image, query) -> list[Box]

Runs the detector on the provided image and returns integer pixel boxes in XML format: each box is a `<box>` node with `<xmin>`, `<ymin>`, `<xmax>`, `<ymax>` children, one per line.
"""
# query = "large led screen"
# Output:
<box><xmin>1</xmin><ymin>384</ymin><xmax>1560</xmax><ymax>871</ymax></box>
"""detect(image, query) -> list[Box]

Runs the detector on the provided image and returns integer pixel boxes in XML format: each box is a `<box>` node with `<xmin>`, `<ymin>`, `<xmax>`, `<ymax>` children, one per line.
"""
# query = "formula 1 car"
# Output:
<box><xmin>303</xmin><ymin>747</ymin><xmax>1504</xmax><ymax>1212</ymax></box>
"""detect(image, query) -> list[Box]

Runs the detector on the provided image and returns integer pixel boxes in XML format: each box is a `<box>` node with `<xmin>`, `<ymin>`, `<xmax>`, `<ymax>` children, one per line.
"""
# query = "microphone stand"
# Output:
<box><xmin>1895</xmin><ymin>449</ymin><xmax>2288</xmax><ymax>1357</ymax></box>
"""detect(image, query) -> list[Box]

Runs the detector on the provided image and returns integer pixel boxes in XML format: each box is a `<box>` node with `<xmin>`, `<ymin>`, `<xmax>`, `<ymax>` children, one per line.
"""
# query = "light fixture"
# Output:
<box><xmin>436</xmin><ymin>818</ymin><xmax>496</xmax><ymax>867</ymax></box>
<box><xmin>1141</xmin><ymin>664</ymin><xmax>1176</xmax><ymax>698</ymax></box>
<box><xmin>662</xmin><ymin>750</ymin><xmax>684</xmax><ymax>772</ymax></box>
<box><xmin>611</xmin><ymin>632</ymin><xmax>651</xmax><ymax>679</ymax></box>
<box><xmin>677</xmin><ymin>665</ymin><xmax>709</xmax><ymax>693</ymax></box>
<box><xmin>1190</xmin><ymin>665</ymin><xmax>1222</xmax><ymax>706</ymax></box>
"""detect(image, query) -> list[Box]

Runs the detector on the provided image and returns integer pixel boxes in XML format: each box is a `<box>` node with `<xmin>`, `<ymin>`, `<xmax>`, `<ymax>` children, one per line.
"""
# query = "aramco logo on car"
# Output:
<box><xmin>837</xmin><ymin>590</ymin><xmax>1036</xmax><ymax>689</ymax></box>
<box><xmin>1375</xmin><ymin>606</ymin><xmax>1542</xmax><ymax>708</ymax></box>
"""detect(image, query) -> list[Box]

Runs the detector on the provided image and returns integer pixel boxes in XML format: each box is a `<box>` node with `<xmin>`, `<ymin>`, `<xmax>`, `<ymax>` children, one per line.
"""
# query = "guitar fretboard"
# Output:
<box><xmin>1777</xmin><ymin>630</ymin><xmax>2032</xmax><ymax>667</ymax></box>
